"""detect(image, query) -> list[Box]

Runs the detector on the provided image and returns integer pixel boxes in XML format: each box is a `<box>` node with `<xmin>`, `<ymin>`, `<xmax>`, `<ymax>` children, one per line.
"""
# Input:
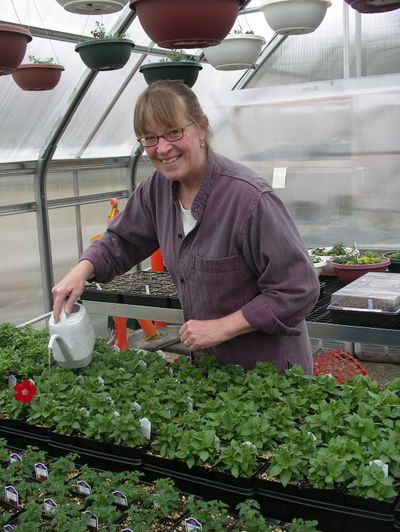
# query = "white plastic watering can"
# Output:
<box><xmin>48</xmin><ymin>303</ymin><xmax>95</xmax><ymax>369</ymax></box>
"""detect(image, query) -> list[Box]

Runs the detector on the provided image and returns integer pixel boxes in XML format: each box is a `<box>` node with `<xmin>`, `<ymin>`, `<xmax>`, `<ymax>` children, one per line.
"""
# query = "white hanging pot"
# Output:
<box><xmin>56</xmin><ymin>0</ymin><xmax>129</xmax><ymax>14</ymax></box>
<box><xmin>260</xmin><ymin>0</ymin><xmax>331</xmax><ymax>35</ymax></box>
<box><xmin>203</xmin><ymin>33</ymin><xmax>266</xmax><ymax>71</ymax></box>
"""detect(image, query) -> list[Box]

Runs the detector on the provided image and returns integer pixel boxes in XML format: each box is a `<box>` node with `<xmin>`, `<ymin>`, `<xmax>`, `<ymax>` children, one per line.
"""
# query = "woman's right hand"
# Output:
<box><xmin>51</xmin><ymin>260</ymin><xmax>95</xmax><ymax>322</ymax></box>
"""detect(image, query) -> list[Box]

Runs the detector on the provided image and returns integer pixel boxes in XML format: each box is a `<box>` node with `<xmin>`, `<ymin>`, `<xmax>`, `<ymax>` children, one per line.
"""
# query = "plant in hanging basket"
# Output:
<box><xmin>260</xmin><ymin>0</ymin><xmax>332</xmax><ymax>35</ymax></box>
<box><xmin>11</xmin><ymin>56</ymin><xmax>64</xmax><ymax>91</ymax></box>
<box><xmin>75</xmin><ymin>21</ymin><xmax>134</xmax><ymax>71</ymax></box>
<box><xmin>139</xmin><ymin>49</ymin><xmax>202</xmax><ymax>88</ymax></box>
<box><xmin>344</xmin><ymin>0</ymin><xmax>400</xmax><ymax>13</ymax></box>
<box><xmin>203</xmin><ymin>30</ymin><xmax>266</xmax><ymax>71</ymax></box>
<box><xmin>0</xmin><ymin>23</ymin><xmax>32</xmax><ymax>76</ymax></box>
<box><xmin>130</xmin><ymin>0</ymin><xmax>247</xmax><ymax>49</ymax></box>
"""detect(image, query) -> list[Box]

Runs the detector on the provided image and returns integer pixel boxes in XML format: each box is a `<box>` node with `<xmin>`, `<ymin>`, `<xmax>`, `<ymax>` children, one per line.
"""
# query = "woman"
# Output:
<box><xmin>52</xmin><ymin>80</ymin><xmax>320</xmax><ymax>372</ymax></box>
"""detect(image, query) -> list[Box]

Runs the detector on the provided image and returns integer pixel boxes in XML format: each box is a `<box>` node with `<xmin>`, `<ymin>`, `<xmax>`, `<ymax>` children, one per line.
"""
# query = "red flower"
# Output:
<box><xmin>13</xmin><ymin>380</ymin><xmax>37</xmax><ymax>403</ymax></box>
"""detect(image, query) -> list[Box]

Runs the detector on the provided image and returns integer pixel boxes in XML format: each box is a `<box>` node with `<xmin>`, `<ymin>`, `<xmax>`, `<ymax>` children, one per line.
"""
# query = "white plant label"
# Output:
<box><xmin>43</xmin><ymin>498</ymin><xmax>57</xmax><ymax>516</ymax></box>
<box><xmin>8</xmin><ymin>375</ymin><xmax>17</xmax><ymax>389</ymax></box>
<box><xmin>187</xmin><ymin>396</ymin><xmax>193</xmax><ymax>412</ymax></box>
<box><xmin>132</xmin><ymin>401</ymin><xmax>141</xmax><ymax>412</ymax></box>
<box><xmin>370</xmin><ymin>459</ymin><xmax>389</xmax><ymax>477</ymax></box>
<box><xmin>9</xmin><ymin>453</ymin><xmax>22</xmax><ymax>463</ymax></box>
<box><xmin>34</xmin><ymin>463</ymin><xmax>49</xmax><ymax>481</ymax></box>
<box><xmin>140</xmin><ymin>417</ymin><xmax>151</xmax><ymax>439</ymax></box>
<box><xmin>112</xmin><ymin>490</ymin><xmax>128</xmax><ymax>507</ymax></box>
<box><xmin>77</xmin><ymin>480</ymin><xmax>91</xmax><ymax>495</ymax></box>
<box><xmin>185</xmin><ymin>517</ymin><xmax>203</xmax><ymax>531</ymax></box>
<box><xmin>5</xmin><ymin>486</ymin><xmax>19</xmax><ymax>507</ymax></box>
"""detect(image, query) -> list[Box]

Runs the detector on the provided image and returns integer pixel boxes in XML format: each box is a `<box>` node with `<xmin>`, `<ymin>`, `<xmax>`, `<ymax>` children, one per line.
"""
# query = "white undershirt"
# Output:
<box><xmin>179</xmin><ymin>201</ymin><xmax>197</xmax><ymax>236</ymax></box>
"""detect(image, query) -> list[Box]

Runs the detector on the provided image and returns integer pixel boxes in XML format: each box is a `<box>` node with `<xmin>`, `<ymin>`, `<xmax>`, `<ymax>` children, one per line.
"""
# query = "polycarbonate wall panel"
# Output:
<box><xmin>0</xmin><ymin>172</ymin><xmax>35</xmax><ymax>206</ymax></box>
<box><xmin>202</xmin><ymin>74</ymin><xmax>400</xmax><ymax>250</ymax></box>
<box><xmin>0</xmin><ymin>37</ymin><xmax>87</xmax><ymax>163</ymax></box>
<box><xmin>0</xmin><ymin>212</ymin><xmax>43</xmax><ymax>325</ymax></box>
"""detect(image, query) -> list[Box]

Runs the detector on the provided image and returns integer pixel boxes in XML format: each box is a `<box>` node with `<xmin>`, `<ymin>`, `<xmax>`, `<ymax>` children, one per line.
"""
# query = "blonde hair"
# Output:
<box><xmin>134</xmin><ymin>80</ymin><xmax>209</xmax><ymax>144</ymax></box>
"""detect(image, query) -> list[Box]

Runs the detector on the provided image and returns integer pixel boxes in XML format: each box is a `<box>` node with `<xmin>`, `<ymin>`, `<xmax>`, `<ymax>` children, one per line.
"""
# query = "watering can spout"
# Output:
<box><xmin>48</xmin><ymin>303</ymin><xmax>95</xmax><ymax>369</ymax></box>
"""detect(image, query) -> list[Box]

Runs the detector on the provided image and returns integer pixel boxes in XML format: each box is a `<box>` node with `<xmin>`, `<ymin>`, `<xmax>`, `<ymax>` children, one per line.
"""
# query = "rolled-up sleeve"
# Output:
<box><xmin>241</xmin><ymin>191</ymin><xmax>320</xmax><ymax>336</ymax></box>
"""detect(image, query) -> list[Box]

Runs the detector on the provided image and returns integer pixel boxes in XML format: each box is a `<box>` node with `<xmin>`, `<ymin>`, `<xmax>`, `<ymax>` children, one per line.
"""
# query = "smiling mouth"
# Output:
<box><xmin>161</xmin><ymin>155</ymin><xmax>179</xmax><ymax>164</ymax></box>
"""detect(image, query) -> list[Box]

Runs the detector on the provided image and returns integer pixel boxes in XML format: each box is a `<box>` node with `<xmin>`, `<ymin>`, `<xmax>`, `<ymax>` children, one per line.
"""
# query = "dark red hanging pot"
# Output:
<box><xmin>12</xmin><ymin>63</ymin><xmax>65</xmax><ymax>91</ymax></box>
<box><xmin>0</xmin><ymin>23</ymin><xmax>32</xmax><ymax>76</ymax></box>
<box><xmin>130</xmin><ymin>0</ymin><xmax>246</xmax><ymax>49</ymax></box>
<box><xmin>344</xmin><ymin>0</ymin><xmax>400</xmax><ymax>13</ymax></box>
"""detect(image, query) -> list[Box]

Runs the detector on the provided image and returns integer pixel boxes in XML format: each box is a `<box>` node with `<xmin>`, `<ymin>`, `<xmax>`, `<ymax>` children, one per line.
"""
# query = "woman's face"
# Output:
<box><xmin>143</xmin><ymin>102</ymin><xmax>208</xmax><ymax>187</ymax></box>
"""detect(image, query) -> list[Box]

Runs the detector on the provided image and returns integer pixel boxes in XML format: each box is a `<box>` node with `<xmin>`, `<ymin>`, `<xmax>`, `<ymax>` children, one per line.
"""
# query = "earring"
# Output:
<box><xmin>200</xmin><ymin>141</ymin><xmax>205</xmax><ymax>148</ymax></box>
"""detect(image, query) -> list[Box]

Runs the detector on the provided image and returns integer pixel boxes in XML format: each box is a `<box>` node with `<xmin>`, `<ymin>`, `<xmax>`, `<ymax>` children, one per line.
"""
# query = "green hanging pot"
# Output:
<box><xmin>75</xmin><ymin>38</ymin><xmax>135</xmax><ymax>71</ymax></box>
<box><xmin>139</xmin><ymin>61</ymin><xmax>202</xmax><ymax>87</ymax></box>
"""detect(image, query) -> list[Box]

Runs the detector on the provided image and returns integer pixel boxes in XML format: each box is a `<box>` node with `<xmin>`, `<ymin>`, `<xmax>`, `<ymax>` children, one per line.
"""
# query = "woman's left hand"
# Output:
<box><xmin>179</xmin><ymin>319</ymin><xmax>228</xmax><ymax>351</ymax></box>
<box><xmin>179</xmin><ymin>310</ymin><xmax>255</xmax><ymax>351</ymax></box>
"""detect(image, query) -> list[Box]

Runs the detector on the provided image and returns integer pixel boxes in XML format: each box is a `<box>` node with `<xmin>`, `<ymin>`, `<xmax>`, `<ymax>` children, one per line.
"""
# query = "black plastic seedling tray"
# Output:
<box><xmin>80</xmin><ymin>285</ymin><xmax>123</xmax><ymax>303</ymax></box>
<box><xmin>256</xmin><ymin>487</ymin><xmax>399</xmax><ymax>532</ymax></box>
<box><xmin>329</xmin><ymin>308</ymin><xmax>400</xmax><ymax>329</ymax></box>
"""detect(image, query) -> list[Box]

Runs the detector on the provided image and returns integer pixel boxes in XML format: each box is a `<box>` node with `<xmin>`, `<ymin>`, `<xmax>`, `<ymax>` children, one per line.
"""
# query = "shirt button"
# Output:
<box><xmin>178</xmin><ymin>233</ymin><xmax>183</xmax><ymax>239</ymax></box>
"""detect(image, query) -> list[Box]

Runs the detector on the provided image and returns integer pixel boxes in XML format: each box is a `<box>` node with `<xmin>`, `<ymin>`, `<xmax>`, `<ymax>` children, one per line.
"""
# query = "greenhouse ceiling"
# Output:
<box><xmin>0</xmin><ymin>0</ymin><xmax>399</xmax><ymax>164</ymax></box>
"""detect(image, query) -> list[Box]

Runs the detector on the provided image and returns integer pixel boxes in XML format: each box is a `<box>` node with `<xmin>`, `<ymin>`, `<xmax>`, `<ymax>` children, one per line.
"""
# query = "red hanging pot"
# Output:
<box><xmin>344</xmin><ymin>0</ymin><xmax>400</xmax><ymax>13</ymax></box>
<box><xmin>12</xmin><ymin>63</ymin><xmax>65</xmax><ymax>91</ymax></box>
<box><xmin>130</xmin><ymin>0</ymin><xmax>246</xmax><ymax>49</ymax></box>
<box><xmin>0</xmin><ymin>23</ymin><xmax>32</xmax><ymax>76</ymax></box>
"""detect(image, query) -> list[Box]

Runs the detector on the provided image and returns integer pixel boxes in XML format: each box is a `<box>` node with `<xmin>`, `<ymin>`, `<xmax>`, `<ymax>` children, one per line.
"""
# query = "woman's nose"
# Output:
<box><xmin>157</xmin><ymin>137</ymin><xmax>172</xmax><ymax>153</ymax></box>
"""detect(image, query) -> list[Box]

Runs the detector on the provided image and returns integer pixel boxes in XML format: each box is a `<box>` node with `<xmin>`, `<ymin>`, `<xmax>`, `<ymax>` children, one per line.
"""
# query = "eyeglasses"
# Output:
<box><xmin>138</xmin><ymin>121</ymin><xmax>195</xmax><ymax>147</ymax></box>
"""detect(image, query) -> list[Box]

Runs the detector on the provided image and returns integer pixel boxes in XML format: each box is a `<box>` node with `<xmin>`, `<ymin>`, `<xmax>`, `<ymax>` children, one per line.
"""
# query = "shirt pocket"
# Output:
<box><xmin>194</xmin><ymin>254</ymin><xmax>243</xmax><ymax>319</ymax></box>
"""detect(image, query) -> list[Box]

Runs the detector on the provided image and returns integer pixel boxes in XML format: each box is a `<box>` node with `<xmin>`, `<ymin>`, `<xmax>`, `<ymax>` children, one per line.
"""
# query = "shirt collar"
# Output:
<box><xmin>171</xmin><ymin>149</ymin><xmax>220</xmax><ymax>220</ymax></box>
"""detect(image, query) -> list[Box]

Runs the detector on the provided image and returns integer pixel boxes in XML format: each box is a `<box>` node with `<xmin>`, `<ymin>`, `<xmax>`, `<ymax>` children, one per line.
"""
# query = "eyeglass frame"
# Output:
<box><xmin>137</xmin><ymin>121</ymin><xmax>195</xmax><ymax>148</ymax></box>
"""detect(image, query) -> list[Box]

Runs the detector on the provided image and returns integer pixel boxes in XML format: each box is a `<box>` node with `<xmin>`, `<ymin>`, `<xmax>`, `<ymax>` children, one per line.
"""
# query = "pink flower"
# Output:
<box><xmin>13</xmin><ymin>380</ymin><xmax>37</xmax><ymax>403</ymax></box>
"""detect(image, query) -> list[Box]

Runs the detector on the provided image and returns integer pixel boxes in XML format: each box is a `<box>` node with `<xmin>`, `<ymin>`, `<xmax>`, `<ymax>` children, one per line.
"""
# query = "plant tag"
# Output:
<box><xmin>243</xmin><ymin>441</ymin><xmax>256</xmax><ymax>450</ymax></box>
<box><xmin>139</xmin><ymin>360</ymin><xmax>147</xmax><ymax>368</ymax></box>
<box><xmin>139</xmin><ymin>417</ymin><xmax>151</xmax><ymax>439</ymax></box>
<box><xmin>187</xmin><ymin>396</ymin><xmax>193</xmax><ymax>412</ymax></box>
<box><xmin>34</xmin><ymin>463</ymin><xmax>49</xmax><ymax>481</ymax></box>
<box><xmin>3</xmin><ymin>525</ymin><xmax>14</xmax><ymax>532</ymax></box>
<box><xmin>112</xmin><ymin>490</ymin><xmax>128</xmax><ymax>507</ymax></box>
<box><xmin>77</xmin><ymin>480</ymin><xmax>92</xmax><ymax>495</ymax></box>
<box><xmin>7</xmin><ymin>375</ymin><xmax>17</xmax><ymax>389</ymax></box>
<box><xmin>43</xmin><ymin>498</ymin><xmax>57</xmax><ymax>516</ymax></box>
<box><xmin>156</xmin><ymin>350</ymin><xmax>166</xmax><ymax>358</ymax></box>
<box><xmin>370</xmin><ymin>459</ymin><xmax>389</xmax><ymax>477</ymax></box>
<box><xmin>9</xmin><ymin>453</ymin><xmax>22</xmax><ymax>463</ymax></box>
<box><xmin>121</xmin><ymin>529</ymin><xmax>133</xmax><ymax>532</ymax></box>
<box><xmin>308</xmin><ymin>432</ymin><xmax>317</xmax><ymax>441</ymax></box>
<box><xmin>185</xmin><ymin>517</ymin><xmax>202</xmax><ymax>531</ymax></box>
<box><xmin>214</xmin><ymin>435</ymin><xmax>220</xmax><ymax>451</ymax></box>
<box><xmin>83</xmin><ymin>511</ymin><xmax>99</xmax><ymax>531</ymax></box>
<box><xmin>97</xmin><ymin>376</ymin><xmax>104</xmax><ymax>385</ymax></box>
<box><xmin>4</xmin><ymin>486</ymin><xmax>19</xmax><ymax>507</ymax></box>
<box><xmin>132</xmin><ymin>401</ymin><xmax>141</xmax><ymax>412</ymax></box>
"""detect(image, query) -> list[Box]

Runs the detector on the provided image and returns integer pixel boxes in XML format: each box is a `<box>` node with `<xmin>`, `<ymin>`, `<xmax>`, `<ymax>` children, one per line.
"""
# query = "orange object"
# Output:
<box><xmin>151</xmin><ymin>249</ymin><xmax>167</xmax><ymax>327</ymax></box>
<box><xmin>107</xmin><ymin>198</ymin><xmax>120</xmax><ymax>223</ymax></box>
<box><xmin>151</xmin><ymin>248</ymin><xmax>164</xmax><ymax>272</ymax></box>
<box><xmin>113</xmin><ymin>317</ymin><xmax>129</xmax><ymax>352</ymax></box>
<box><xmin>138</xmin><ymin>319</ymin><xmax>159</xmax><ymax>339</ymax></box>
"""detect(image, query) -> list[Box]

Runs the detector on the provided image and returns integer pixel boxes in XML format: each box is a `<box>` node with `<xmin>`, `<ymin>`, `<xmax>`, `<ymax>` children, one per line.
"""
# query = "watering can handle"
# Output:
<box><xmin>59</xmin><ymin>305</ymin><xmax>69</xmax><ymax>323</ymax></box>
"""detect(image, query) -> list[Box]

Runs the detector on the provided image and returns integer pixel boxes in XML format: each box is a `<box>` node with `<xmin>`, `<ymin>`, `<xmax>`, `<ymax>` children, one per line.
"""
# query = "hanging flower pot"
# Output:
<box><xmin>140</xmin><ymin>61</ymin><xmax>202</xmax><ymax>87</ymax></box>
<box><xmin>12</xmin><ymin>58</ymin><xmax>64</xmax><ymax>91</ymax></box>
<box><xmin>130</xmin><ymin>0</ymin><xmax>246</xmax><ymax>49</ymax></box>
<box><xmin>344</xmin><ymin>0</ymin><xmax>400</xmax><ymax>13</ymax></box>
<box><xmin>56</xmin><ymin>0</ymin><xmax>129</xmax><ymax>14</ymax></box>
<box><xmin>203</xmin><ymin>32</ymin><xmax>266</xmax><ymax>71</ymax></box>
<box><xmin>75</xmin><ymin>21</ymin><xmax>134</xmax><ymax>71</ymax></box>
<box><xmin>260</xmin><ymin>0</ymin><xmax>332</xmax><ymax>35</ymax></box>
<box><xmin>140</xmin><ymin>49</ymin><xmax>202</xmax><ymax>87</ymax></box>
<box><xmin>0</xmin><ymin>23</ymin><xmax>32</xmax><ymax>76</ymax></box>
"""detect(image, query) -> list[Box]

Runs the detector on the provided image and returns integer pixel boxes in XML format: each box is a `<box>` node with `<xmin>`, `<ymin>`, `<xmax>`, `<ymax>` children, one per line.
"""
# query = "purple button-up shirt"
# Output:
<box><xmin>81</xmin><ymin>150</ymin><xmax>320</xmax><ymax>372</ymax></box>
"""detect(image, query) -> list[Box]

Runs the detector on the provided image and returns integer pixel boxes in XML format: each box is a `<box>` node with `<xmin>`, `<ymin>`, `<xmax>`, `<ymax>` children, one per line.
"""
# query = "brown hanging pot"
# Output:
<box><xmin>0</xmin><ymin>23</ymin><xmax>32</xmax><ymax>76</ymax></box>
<box><xmin>12</xmin><ymin>63</ymin><xmax>65</xmax><ymax>91</ymax></box>
<box><xmin>130</xmin><ymin>0</ymin><xmax>247</xmax><ymax>48</ymax></box>
<box><xmin>344</xmin><ymin>0</ymin><xmax>400</xmax><ymax>13</ymax></box>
